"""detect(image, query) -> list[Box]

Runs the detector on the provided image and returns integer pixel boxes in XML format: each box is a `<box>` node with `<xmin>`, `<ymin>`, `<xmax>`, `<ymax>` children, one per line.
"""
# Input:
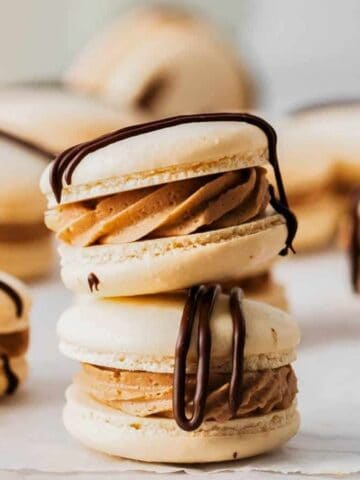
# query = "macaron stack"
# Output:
<box><xmin>41</xmin><ymin>113</ymin><xmax>300</xmax><ymax>463</ymax></box>
<box><xmin>0</xmin><ymin>271</ymin><xmax>30</xmax><ymax>397</ymax></box>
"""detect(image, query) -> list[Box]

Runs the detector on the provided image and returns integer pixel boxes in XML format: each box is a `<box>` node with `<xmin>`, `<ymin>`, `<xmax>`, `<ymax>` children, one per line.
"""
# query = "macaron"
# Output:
<box><xmin>276</xmin><ymin>103</ymin><xmax>360</xmax><ymax>251</ymax></box>
<box><xmin>65</xmin><ymin>6</ymin><xmax>254</xmax><ymax>118</ymax></box>
<box><xmin>0</xmin><ymin>271</ymin><xmax>30</xmax><ymax>397</ymax></box>
<box><xmin>0</xmin><ymin>131</ymin><xmax>53</xmax><ymax>278</ymax></box>
<box><xmin>58</xmin><ymin>290</ymin><xmax>300</xmax><ymax>463</ymax></box>
<box><xmin>0</xmin><ymin>86</ymin><xmax>142</xmax><ymax>154</ymax></box>
<box><xmin>40</xmin><ymin>113</ymin><xmax>297</xmax><ymax>297</ymax></box>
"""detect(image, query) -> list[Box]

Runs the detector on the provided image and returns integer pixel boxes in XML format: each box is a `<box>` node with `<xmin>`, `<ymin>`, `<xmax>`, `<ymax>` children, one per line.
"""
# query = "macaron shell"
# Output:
<box><xmin>0</xmin><ymin>271</ymin><xmax>31</xmax><ymax>330</ymax></box>
<box><xmin>0</xmin><ymin>235</ymin><xmax>53</xmax><ymax>280</ymax></box>
<box><xmin>58</xmin><ymin>215</ymin><xmax>287</xmax><ymax>296</ymax></box>
<box><xmin>41</xmin><ymin>121</ymin><xmax>268</xmax><ymax>205</ymax></box>
<box><xmin>64</xmin><ymin>385</ymin><xmax>299</xmax><ymax>463</ymax></box>
<box><xmin>0</xmin><ymin>355</ymin><xmax>28</xmax><ymax>396</ymax></box>
<box><xmin>57</xmin><ymin>292</ymin><xmax>300</xmax><ymax>373</ymax></box>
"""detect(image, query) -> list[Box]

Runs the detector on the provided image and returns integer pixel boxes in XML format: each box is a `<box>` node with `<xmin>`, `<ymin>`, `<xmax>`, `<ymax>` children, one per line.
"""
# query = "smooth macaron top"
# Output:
<box><xmin>41</xmin><ymin>120</ymin><xmax>269</xmax><ymax>206</ymax></box>
<box><xmin>0</xmin><ymin>271</ymin><xmax>31</xmax><ymax>333</ymax></box>
<box><xmin>0</xmin><ymin>86</ymin><xmax>141</xmax><ymax>154</ymax></box>
<box><xmin>57</xmin><ymin>294</ymin><xmax>300</xmax><ymax>373</ymax></box>
<box><xmin>0</xmin><ymin>137</ymin><xmax>48</xmax><ymax>223</ymax></box>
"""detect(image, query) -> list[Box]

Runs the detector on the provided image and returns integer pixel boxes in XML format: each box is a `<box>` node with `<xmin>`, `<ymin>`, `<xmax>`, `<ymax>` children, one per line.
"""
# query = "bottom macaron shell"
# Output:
<box><xmin>0</xmin><ymin>236</ymin><xmax>54</xmax><ymax>279</ymax></box>
<box><xmin>64</xmin><ymin>385</ymin><xmax>300</xmax><ymax>463</ymax></box>
<box><xmin>59</xmin><ymin>216</ymin><xmax>287</xmax><ymax>296</ymax></box>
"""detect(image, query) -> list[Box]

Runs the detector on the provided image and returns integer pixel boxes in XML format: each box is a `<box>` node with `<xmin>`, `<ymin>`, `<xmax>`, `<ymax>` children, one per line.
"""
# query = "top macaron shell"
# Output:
<box><xmin>0</xmin><ymin>271</ymin><xmax>31</xmax><ymax>333</ymax></box>
<box><xmin>0</xmin><ymin>138</ymin><xmax>48</xmax><ymax>223</ymax></box>
<box><xmin>0</xmin><ymin>87</ymin><xmax>142</xmax><ymax>154</ymax></box>
<box><xmin>58</xmin><ymin>294</ymin><xmax>300</xmax><ymax>373</ymax></box>
<box><xmin>41</xmin><ymin>121</ymin><xmax>268</xmax><ymax>206</ymax></box>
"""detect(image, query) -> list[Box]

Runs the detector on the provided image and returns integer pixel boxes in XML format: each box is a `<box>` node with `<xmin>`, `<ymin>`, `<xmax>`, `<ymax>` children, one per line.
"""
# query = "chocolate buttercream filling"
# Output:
<box><xmin>47</xmin><ymin>167</ymin><xmax>270</xmax><ymax>246</ymax></box>
<box><xmin>49</xmin><ymin>113</ymin><xmax>297</xmax><ymax>255</ymax></box>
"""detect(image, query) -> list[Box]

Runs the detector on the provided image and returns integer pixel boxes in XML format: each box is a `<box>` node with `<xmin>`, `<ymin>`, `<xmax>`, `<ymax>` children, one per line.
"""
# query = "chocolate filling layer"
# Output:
<box><xmin>0</xmin><ymin>222</ymin><xmax>50</xmax><ymax>242</ymax></box>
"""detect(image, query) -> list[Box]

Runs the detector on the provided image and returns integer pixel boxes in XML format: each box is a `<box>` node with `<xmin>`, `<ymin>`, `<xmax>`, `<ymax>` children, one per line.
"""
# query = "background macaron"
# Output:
<box><xmin>65</xmin><ymin>6</ymin><xmax>254</xmax><ymax>118</ymax></box>
<box><xmin>0</xmin><ymin>271</ymin><xmax>30</xmax><ymax>397</ymax></box>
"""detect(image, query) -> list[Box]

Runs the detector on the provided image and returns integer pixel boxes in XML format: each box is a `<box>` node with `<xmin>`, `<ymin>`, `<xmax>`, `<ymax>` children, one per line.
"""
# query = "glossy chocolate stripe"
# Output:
<box><xmin>50</xmin><ymin>113</ymin><xmax>297</xmax><ymax>255</ymax></box>
<box><xmin>350</xmin><ymin>193</ymin><xmax>360</xmax><ymax>292</ymax></box>
<box><xmin>173</xmin><ymin>285</ymin><xmax>220</xmax><ymax>431</ymax></box>
<box><xmin>0</xmin><ymin>280</ymin><xmax>23</xmax><ymax>317</ymax></box>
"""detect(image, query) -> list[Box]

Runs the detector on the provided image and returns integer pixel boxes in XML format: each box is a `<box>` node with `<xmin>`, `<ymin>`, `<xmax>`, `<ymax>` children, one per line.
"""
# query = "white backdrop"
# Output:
<box><xmin>0</xmin><ymin>0</ymin><xmax>359</xmax><ymax>111</ymax></box>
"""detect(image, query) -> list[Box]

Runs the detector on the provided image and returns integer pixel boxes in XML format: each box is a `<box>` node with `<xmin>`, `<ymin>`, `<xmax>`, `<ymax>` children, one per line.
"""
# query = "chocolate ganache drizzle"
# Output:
<box><xmin>50</xmin><ymin>113</ymin><xmax>297</xmax><ymax>255</ymax></box>
<box><xmin>0</xmin><ymin>129</ymin><xmax>53</xmax><ymax>160</ymax></box>
<box><xmin>173</xmin><ymin>285</ymin><xmax>246</xmax><ymax>431</ymax></box>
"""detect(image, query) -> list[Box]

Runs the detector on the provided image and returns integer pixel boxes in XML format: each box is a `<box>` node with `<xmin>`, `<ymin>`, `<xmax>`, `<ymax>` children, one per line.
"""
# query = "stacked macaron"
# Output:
<box><xmin>0</xmin><ymin>271</ymin><xmax>30</xmax><ymax>397</ymax></box>
<box><xmin>65</xmin><ymin>6</ymin><xmax>254</xmax><ymax>118</ymax></box>
<box><xmin>41</xmin><ymin>113</ymin><xmax>300</xmax><ymax>463</ymax></box>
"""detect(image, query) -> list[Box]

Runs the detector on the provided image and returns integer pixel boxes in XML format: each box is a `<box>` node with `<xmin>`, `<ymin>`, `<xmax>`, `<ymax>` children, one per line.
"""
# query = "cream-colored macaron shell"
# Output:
<box><xmin>58</xmin><ymin>215</ymin><xmax>287</xmax><ymax>296</ymax></box>
<box><xmin>57</xmin><ymin>292</ymin><xmax>300</xmax><ymax>373</ymax></box>
<box><xmin>0</xmin><ymin>271</ymin><xmax>30</xmax><ymax>333</ymax></box>
<box><xmin>0</xmin><ymin>137</ymin><xmax>48</xmax><ymax>223</ymax></box>
<box><xmin>0</xmin><ymin>356</ymin><xmax>28</xmax><ymax>396</ymax></box>
<box><xmin>64</xmin><ymin>384</ymin><xmax>299</xmax><ymax>463</ymax></box>
<box><xmin>65</xmin><ymin>6</ymin><xmax>252</xmax><ymax>118</ymax></box>
<box><xmin>41</xmin><ymin>120</ymin><xmax>269</xmax><ymax>206</ymax></box>
<box><xmin>0</xmin><ymin>86</ymin><xmax>141</xmax><ymax>154</ymax></box>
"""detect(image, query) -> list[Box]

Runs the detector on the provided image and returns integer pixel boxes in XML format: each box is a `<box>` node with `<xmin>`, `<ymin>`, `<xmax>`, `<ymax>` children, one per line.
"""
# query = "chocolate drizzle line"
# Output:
<box><xmin>1</xmin><ymin>354</ymin><xmax>19</xmax><ymax>395</ymax></box>
<box><xmin>88</xmin><ymin>273</ymin><xmax>100</xmax><ymax>293</ymax></box>
<box><xmin>0</xmin><ymin>129</ymin><xmax>53</xmax><ymax>160</ymax></box>
<box><xmin>0</xmin><ymin>280</ymin><xmax>23</xmax><ymax>317</ymax></box>
<box><xmin>350</xmin><ymin>193</ymin><xmax>360</xmax><ymax>293</ymax></box>
<box><xmin>50</xmin><ymin>112</ymin><xmax>297</xmax><ymax>255</ymax></box>
<box><xmin>173</xmin><ymin>285</ymin><xmax>220</xmax><ymax>431</ymax></box>
<box><xmin>173</xmin><ymin>285</ymin><xmax>246</xmax><ymax>431</ymax></box>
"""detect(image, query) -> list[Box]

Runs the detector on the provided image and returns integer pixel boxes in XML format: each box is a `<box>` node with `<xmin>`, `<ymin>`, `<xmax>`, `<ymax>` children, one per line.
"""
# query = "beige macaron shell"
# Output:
<box><xmin>57</xmin><ymin>293</ymin><xmax>300</xmax><ymax>373</ymax></box>
<box><xmin>0</xmin><ymin>138</ymin><xmax>47</xmax><ymax>223</ymax></box>
<box><xmin>0</xmin><ymin>87</ymin><xmax>142</xmax><ymax>154</ymax></box>
<box><xmin>58</xmin><ymin>215</ymin><xmax>287</xmax><ymax>297</ymax></box>
<box><xmin>64</xmin><ymin>384</ymin><xmax>299</xmax><ymax>463</ymax></box>
<box><xmin>40</xmin><ymin>121</ymin><xmax>268</xmax><ymax>205</ymax></box>
<box><xmin>0</xmin><ymin>356</ymin><xmax>28</xmax><ymax>396</ymax></box>
<box><xmin>0</xmin><ymin>271</ymin><xmax>30</xmax><ymax>333</ymax></box>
